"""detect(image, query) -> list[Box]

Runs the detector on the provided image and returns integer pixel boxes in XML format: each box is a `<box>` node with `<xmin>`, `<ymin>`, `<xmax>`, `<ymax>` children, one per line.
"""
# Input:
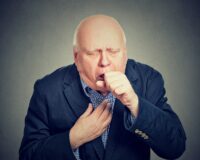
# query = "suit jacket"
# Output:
<box><xmin>19</xmin><ymin>59</ymin><xmax>186</xmax><ymax>160</ymax></box>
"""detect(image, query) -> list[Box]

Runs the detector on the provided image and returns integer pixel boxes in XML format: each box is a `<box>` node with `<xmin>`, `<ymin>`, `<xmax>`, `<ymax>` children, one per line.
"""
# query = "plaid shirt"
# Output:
<box><xmin>72</xmin><ymin>80</ymin><xmax>116</xmax><ymax>160</ymax></box>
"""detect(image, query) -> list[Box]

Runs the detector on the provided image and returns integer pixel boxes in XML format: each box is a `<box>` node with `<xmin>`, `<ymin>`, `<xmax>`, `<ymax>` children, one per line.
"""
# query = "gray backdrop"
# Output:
<box><xmin>0</xmin><ymin>0</ymin><xmax>200</xmax><ymax>159</ymax></box>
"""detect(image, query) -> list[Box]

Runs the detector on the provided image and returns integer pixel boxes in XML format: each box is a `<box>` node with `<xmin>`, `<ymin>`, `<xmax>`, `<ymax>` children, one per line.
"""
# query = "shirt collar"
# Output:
<box><xmin>80</xmin><ymin>79</ymin><xmax>116</xmax><ymax>108</ymax></box>
<box><xmin>80</xmin><ymin>79</ymin><xmax>92</xmax><ymax>97</ymax></box>
<box><xmin>80</xmin><ymin>79</ymin><xmax>113</xmax><ymax>97</ymax></box>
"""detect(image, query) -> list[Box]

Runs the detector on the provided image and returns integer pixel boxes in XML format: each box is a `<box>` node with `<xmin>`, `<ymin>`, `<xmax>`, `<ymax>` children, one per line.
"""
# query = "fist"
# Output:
<box><xmin>96</xmin><ymin>71</ymin><xmax>139</xmax><ymax>116</ymax></box>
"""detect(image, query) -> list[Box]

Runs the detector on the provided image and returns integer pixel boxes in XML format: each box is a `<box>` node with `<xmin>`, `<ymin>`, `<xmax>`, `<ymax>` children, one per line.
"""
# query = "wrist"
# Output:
<box><xmin>129</xmin><ymin>95</ymin><xmax>139</xmax><ymax>117</ymax></box>
<box><xmin>69</xmin><ymin>127</ymin><xmax>81</xmax><ymax>149</ymax></box>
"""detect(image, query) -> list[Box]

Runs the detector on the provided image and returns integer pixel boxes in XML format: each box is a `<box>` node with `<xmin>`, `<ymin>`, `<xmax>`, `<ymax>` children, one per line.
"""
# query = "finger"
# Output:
<box><xmin>114</xmin><ymin>85</ymin><xmax>127</xmax><ymax>96</ymax></box>
<box><xmin>104</xmin><ymin>71</ymin><xmax>120</xmax><ymax>77</ymax></box>
<box><xmin>98</xmin><ymin>103</ymin><xmax>112</xmax><ymax>122</ymax></box>
<box><xmin>97</xmin><ymin>114</ymin><xmax>112</xmax><ymax>136</ymax></box>
<box><xmin>104</xmin><ymin>74</ymin><xmax>127</xmax><ymax>90</ymax></box>
<box><xmin>96</xmin><ymin>80</ymin><xmax>106</xmax><ymax>88</ymax></box>
<box><xmin>104</xmin><ymin>72</ymin><xmax>126</xmax><ymax>82</ymax></box>
<box><xmin>107</xmin><ymin>79</ymin><xmax>124</xmax><ymax>92</ymax></box>
<box><xmin>92</xmin><ymin>100</ymin><xmax>109</xmax><ymax>118</ymax></box>
<box><xmin>81</xmin><ymin>103</ymin><xmax>93</xmax><ymax>117</ymax></box>
<box><xmin>104</xmin><ymin>73</ymin><xmax>120</xmax><ymax>85</ymax></box>
<box><xmin>102</xmin><ymin>112</ymin><xmax>112</xmax><ymax>128</ymax></box>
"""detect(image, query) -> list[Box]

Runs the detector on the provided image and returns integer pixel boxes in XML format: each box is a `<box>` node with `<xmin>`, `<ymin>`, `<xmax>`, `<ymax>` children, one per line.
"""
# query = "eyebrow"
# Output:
<box><xmin>90</xmin><ymin>48</ymin><xmax>120</xmax><ymax>52</ymax></box>
<box><xmin>106</xmin><ymin>48</ymin><xmax>120</xmax><ymax>51</ymax></box>
<box><xmin>79</xmin><ymin>47</ymin><xmax>120</xmax><ymax>53</ymax></box>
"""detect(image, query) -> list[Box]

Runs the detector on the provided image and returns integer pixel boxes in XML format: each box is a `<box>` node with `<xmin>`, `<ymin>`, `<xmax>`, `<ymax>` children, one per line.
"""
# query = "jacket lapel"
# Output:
<box><xmin>91</xmin><ymin>137</ymin><xmax>105</xmax><ymax>160</ymax></box>
<box><xmin>62</xmin><ymin>64</ymin><xmax>105</xmax><ymax>160</ymax></box>
<box><xmin>63</xmin><ymin>64</ymin><xmax>89</xmax><ymax>118</ymax></box>
<box><xmin>103</xmin><ymin>99</ymin><xmax>125</xmax><ymax>160</ymax></box>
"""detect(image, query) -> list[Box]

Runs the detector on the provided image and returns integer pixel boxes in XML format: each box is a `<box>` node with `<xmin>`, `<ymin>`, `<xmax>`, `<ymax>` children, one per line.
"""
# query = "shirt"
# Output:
<box><xmin>73</xmin><ymin>80</ymin><xmax>116</xmax><ymax>160</ymax></box>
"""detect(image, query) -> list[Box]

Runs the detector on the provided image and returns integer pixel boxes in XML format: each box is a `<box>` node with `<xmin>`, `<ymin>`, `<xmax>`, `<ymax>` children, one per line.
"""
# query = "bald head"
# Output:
<box><xmin>73</xmin><ymin>14</ymin><xmax>126</xmax><ymax>50</ymax></box>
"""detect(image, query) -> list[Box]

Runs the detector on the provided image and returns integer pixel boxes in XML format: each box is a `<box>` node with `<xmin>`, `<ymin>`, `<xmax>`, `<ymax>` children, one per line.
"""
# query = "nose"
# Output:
<box><xmin>99</xmin><ymin>50</ymin><xmax>110</xmax><ymax>67</ymax></box>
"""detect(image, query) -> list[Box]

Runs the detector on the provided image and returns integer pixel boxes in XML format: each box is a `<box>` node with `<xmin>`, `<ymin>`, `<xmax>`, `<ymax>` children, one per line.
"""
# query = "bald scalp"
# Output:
<box><xmin>73</xmin><ymin>14</ymin><xmax>126</xmax><ymax>49</ymax></box>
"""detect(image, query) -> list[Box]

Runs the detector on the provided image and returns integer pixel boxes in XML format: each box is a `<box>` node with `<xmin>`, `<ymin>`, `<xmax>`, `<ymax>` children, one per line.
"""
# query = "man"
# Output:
<box><xmin>19</xmin><ymin>15</ymin><xmax>186</xmax><ymax>160</ymax></box>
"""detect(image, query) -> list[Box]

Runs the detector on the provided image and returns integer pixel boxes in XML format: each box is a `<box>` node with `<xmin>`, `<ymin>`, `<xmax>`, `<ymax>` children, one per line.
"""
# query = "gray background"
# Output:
<box><xmin>0</xmin><ymin>0</ymin><xmax>199</xmax><ymax>159</ymax></box>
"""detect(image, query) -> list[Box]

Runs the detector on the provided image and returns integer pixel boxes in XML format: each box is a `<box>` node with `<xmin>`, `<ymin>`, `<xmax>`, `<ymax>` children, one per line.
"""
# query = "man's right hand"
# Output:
<box><xmin>69</xmin><ymin>100</ymin><xmax>112</xmax><ymax>149</ymax></box>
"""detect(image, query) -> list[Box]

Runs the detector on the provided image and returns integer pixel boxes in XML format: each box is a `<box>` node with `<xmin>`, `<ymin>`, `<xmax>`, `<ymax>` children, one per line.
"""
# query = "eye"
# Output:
<box><xmin>86</xmin><ymin>51</ymin><xmax>93</xmax><ymax>55</ymax></box>
<box><xmin>108</xmin><ymin>49</ymin><xmax>120</xmax><ymax>54</ymax></box>
<box><xmin>86</xmin><ymin>50</ymin><xmax>98</xmax><ymax>56</ymax></box>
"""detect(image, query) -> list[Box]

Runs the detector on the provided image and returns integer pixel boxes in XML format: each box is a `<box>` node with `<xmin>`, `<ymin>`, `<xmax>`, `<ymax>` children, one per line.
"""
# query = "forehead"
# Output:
<box><xmin>77</xmin><ymin>21</ymin><xmax>125</xmax><ymax>50</ymax></box>
<box><xmin>86</xmin><ymin>38</ymin><xmax>122</xmax><ymax>51</ymax></box>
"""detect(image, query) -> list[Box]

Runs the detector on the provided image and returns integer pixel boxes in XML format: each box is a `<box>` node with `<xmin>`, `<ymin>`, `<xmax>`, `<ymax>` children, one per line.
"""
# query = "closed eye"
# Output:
<box><xmin>107</xmin><ymin>48</ymin><xmax>120</xmax><ymax>54</ymax></box>
<box><xmin>86</xmin><ymin>51</ymin><xmax>98</xmax><ymax>56</ymax></box>
<box><xmin>86</xmin><ymin>51</ymin><xmax>93</xmax><ymax>55</ymax></box>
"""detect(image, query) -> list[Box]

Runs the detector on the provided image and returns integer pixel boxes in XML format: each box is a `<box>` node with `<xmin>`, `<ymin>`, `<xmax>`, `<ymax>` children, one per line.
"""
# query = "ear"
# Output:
<box><xmin>73</xmin><ymin>46</ymin><xmax>78</xmax><ymax>65</ymax></box>
<box><xmin>121</xmin><ymin>47</ymin><xmax>127</xmax><ymax>59</ymax></box>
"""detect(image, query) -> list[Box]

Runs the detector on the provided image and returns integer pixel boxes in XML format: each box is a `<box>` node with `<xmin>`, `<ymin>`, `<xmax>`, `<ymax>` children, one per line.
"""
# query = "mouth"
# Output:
<box><xmin>96</xmin><ymin>73</ymin><xmax>105</xmax><ymax>81</ymax></box>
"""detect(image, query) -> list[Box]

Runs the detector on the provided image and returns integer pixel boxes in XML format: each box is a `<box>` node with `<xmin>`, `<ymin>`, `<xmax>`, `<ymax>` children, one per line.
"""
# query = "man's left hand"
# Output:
<box><xmin>96</xmin><ymin>71</ymin><xmax>139</xmax><ymax>117</ymax></box>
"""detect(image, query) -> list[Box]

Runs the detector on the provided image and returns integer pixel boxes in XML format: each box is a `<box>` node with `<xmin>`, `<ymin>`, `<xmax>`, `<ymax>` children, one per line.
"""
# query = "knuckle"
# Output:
<box><xmin>114</xmin><ymin>88</ymin><xmax>119</xmax><ymax>94</ymax></box>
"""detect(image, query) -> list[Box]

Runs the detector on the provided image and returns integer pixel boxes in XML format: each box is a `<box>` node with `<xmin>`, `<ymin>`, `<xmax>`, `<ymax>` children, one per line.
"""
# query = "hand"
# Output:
<box><xmin>96</xmin><ymin>71</ymin><xmax>139</xmax><ymax>116</ymax></box>
<box><xmin>69</xmin><ymin>100</ymin><xmax>112</xmax><ymax>149</ymax></box>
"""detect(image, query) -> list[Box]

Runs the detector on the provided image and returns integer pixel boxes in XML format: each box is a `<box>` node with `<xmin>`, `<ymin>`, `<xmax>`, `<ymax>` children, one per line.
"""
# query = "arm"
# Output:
<box><xmin>19</xmin><ymin>81</ymin><xmax>76</xmax><ymax>160</ymax></box>
<box><xmin>124</xmin><ymin>70</ymin><xmax>186</xmax><ymax>159</ymax></box>
<box><xmin>20</xmin><ymin>81</ymin><xmax>112</xmax><ymax>160</ymax></box>
<box><xmin>96</xmin><ymin>69</ymin><xmax>186</xmax><ymax>159</ymax></box>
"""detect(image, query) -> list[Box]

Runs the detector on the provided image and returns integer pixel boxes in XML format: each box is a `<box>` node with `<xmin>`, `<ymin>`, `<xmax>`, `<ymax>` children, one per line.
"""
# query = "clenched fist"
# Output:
<box><xmin>96</xmin><ymin>71</ymin><xmax>139</xmax><ymax>117</ymax></box>
<box><xmin>69</xmin><ymin>100</ymin><xmax>112</xmax><ymax>149</ymax></box>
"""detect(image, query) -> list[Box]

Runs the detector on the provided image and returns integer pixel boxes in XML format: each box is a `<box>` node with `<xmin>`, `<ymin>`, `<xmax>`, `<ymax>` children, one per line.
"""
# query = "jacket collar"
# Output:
<box><xmin>125</xmin><ymin>59</ymin><xmax>139</xmax><ymax>83</ymax></box>
<box><xmin>63</xmin><ymin>64</ymin><xmax>89</xmax><ymax>118</ymax></box>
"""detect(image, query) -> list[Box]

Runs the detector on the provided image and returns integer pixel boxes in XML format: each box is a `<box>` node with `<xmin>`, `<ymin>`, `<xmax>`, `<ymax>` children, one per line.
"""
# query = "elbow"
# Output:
<box><xmin>155</xmin><ymin>136</ymin><xmax>186</xmax><ymax>159</ymax></box>
<box><xmin>172</xmin><ymin>138</ymin><xmax>186</xmax><ymax>159</ymax></box>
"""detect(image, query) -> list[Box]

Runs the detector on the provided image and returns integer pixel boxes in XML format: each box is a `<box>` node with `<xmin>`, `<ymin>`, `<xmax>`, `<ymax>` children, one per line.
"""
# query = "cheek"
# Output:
<box><xmin>76</xmin><ymin>61</ymin><xmax>84</xmax><ymax>73</ymax></box>
<box><xmin>112</xmin><ymin>55</ymin><xmax>127</xmax><ymax>71</ymax></box>
<box><xmin>77</xmin><ymin>56</ymin><xmax>90</xmax><ymax>70</ymax></box>
<box><xmin>80</xmin><ymin>58</ymin><xmax>98</xmax><ymax>76</ymax></box>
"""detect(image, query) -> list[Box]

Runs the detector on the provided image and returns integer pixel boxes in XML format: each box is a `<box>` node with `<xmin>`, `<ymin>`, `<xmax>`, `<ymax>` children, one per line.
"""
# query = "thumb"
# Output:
<box><xmin>81</xmin><ymin>103</ymin><xmax>93</xmax><ymax>117</ymax></box>
<box><xmin>96</xmin><ymin>80</ymin><xmax>105</xmax><ymax>88</ymax></box>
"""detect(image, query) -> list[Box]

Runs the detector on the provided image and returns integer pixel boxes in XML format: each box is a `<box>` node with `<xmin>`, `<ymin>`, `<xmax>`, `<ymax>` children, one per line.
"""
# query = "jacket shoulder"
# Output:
<box><xmin>127</xmin><ymin>59</ymin><xmax>163</xmax><ymax>81</ymax></box>
<box><xmin>33</xmin><ymin>64</ymin><xmax>75</xmax><ymax>94</ymax></box>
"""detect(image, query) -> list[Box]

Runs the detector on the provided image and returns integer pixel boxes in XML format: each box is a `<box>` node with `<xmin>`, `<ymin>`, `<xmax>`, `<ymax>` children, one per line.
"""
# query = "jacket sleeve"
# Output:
<box><xmin>19</xmin><ymin>81</ymin><xmax>77</xmax><ymax>160</ymax></box>
<box><xmin>124</xmin><ymin>69</ymin><xmax>186</xmax><ymax>159</ymax></box>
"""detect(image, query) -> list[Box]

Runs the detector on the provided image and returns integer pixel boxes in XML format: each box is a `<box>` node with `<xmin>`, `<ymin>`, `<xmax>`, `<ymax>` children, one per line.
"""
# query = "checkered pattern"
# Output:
<box><xmin>72</xmin><ymin>80</ymin><xmax>116</xmax><ymax>160</ymax></box>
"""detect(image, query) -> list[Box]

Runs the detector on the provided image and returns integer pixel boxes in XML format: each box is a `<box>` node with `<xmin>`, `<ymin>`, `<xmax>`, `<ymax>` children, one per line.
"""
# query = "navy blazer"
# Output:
<box><xmin>19</xmin><ymin>59</ymin><xmax>186</xmax><ymax>160</ymax></box>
